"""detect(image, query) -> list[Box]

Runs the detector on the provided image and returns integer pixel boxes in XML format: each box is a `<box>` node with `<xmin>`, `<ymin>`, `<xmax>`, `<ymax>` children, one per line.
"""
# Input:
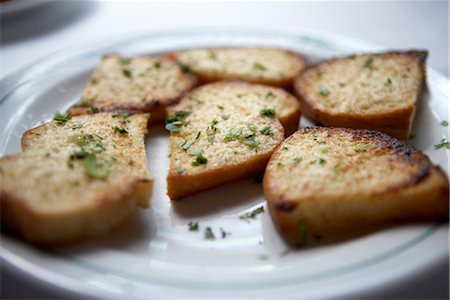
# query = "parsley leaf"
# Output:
<box><xmin>53</xmin><ymin>112</ymin><xmax>72</xmax><ymax>125</ymax></box>
<box><xmin>204</xmin><ymin>227</ymin><xmax>215</xmax><ymax>240</ymax></box>
<box><xmin>176</xmin><ymin>166</ymin><xmax>185</xmax><ymax>174</ymax></box>
<box><xmin>434</xmin><ymin>138</ymin><xmax>450</xmax><ymax>150</ymax></box>
<box><xmin>318</xmin><ymin>87</ymin><xmax>330</xmax><ymax>96</ymax></box>
<box><xmin>83</xmin><ymin>154</ymin><xmax>111</xmax><ymax>179</ymax></box>
<box><xmin>188</xmin><ymin>222</ymin><xmax>199</xmax><ymax>231</ymax></box>
<box><xmin>112</xmin><ymin>126</ymin><xmax>128</xmax><ymax>134</ymax></box>
<box><xmin>260</xmin><ymin>108</ymin><xmax>276</xmax><ymax>117</ymax></box>
<box><xmin>260</xmin><ymin>126</ymin><xmax>272</xmax><ymax>136</ymax></box>
<box><xmin>441</xmin><ymin>120</ymin><xmax>448</xmax><ymax>126</ymax></box>
<box><xmin>239</xmin><ymin>205</ymin><xmax>265</xmax><ymax>220</ymax></box>
<box><xmin>165</xmin><ymin>111</ymin><xmax>190</xmax><ymax>132</ymax></box>
<box><xmin>192</xmin><ymin>153</ymin><xmax>208</xmax><ymax>166</ymax></box>
<box><xmin>253</xmin><ymin>62</ymin><xmax>267</xmax><ymax>71</ymax></box>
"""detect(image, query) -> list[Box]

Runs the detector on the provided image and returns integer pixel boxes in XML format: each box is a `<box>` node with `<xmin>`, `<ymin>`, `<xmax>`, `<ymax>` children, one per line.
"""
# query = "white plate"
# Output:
<box><xmin>0</xmin><ymin>28</ymin><xmax>449</xmax><ymax>300</ymax></box>
<box><xmin>0</xmin><ymin>0</ymin><xmax>53</xmax><ymax>16</ymax></box>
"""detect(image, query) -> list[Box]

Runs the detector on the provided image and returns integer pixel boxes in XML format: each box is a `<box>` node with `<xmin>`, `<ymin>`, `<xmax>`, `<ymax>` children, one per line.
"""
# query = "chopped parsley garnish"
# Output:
<box><xmin>253</xmin><ymin>62</ymin><xmax>267</xmax><ymax>71</ymax></box>
<box><xmin>318</xmin><ymin>87</ymin><xmax>330</xmax><ymax>96</ymax></box>
<box><xmin>188</xmin><ymin>222</ymin><xmax>199</xmax><ymax>231</ymax></box>
<box><xmin>320</xmin><ymin>146</ymin><xmax>331</xmax><ymax>154</ymax></box>
<box><xmin>239</xmin><ymin>205</ymin><xmax>265</xmax><ymax>220</ymax></box>
<box><xmin>192</xmin><ymin>153</ymin><xmax>208</xmax><ymax>166</ymax></box>
<box><xmin>282</xmin><ymin>146</ymin><xmax>289</xmax><ymax>151</ymax></box>
<box><xmin>385</xmin><ymin>78</ymin><xmax>392</xmax><ymax>85</ymax></box>
<box><xmin>243</xmin><ymin>134</ymin><xmax>260</xmax><ymax>148</ymax></box>
<box><xmin>176</xmin><ymin>166</ymin><xmax>185</xmax><ymax>174</ymax></box>
<box><xmin>434</xmin><ymin>138</ymin><xmax>450</xmax><ymax>150</ymax></box>
<box><xmin>221</xmin><ymin>114</ymin><xmax>230</xmax><ymax>120</ymax></box>
<box><xmin>122</xmin><ymin>68</ymin><xmax>132</xmax><ymax>78</ymax></box>
<box><xmin>355</xmin><ymin>144</ymin><xmax>373</xmax><ymax>153</ymax></box>
<box><xmin>220</xmin><ymin>228</ymin><xmax>231</xmax><ymax>239</ymax></box>
<box><xmin>91</xmin><ymin>105</ymin><xmax>99</xmax><ymax>114</ymax></box>
<box><xmin>204</xmin><ymin>227</ymin><xmax>215</xmax><ymax>240</ymax></box>
<box><xmin>260</xmin><ymin>108</ymin><xmax>276</xmax><ymax>117</ymax></box>
<box><xmin>293</xmin><ymin>157</ymin><xmax>302</xmax><ymax>164</ymax></box>
<box><xmin>83</xmin><ymin>154</ymin><xmax>111</xmax><ymax>179</ymax></box>
<box><xmin>260</xmin><ymin>126</ymin><xmax>272</xmax><ymax>136</ymax></box>
<box><xmin>165</xmin><ymin>111</ymin><xmax>190</xmax><ymax>132</ymax></box>
<box><xmin>180</xmin><ymin>64</ymin><xmax>193</xmax><ymax>74</ymax></box>
<box><xmin>363</xmin><ymin>57</ymin><xmax>374</xmax><ymax>70</ymax></box>
<box><xmin>317</xmin><ymin>158</ymin><xmax>326</xmax><ymax>165</ymax></box>
<box><xmin>112</xmin><ymin>126</ymin><xmax>128</xmax><ymax>134</ymax></box>
<box><xmin>217</xmin><ymin>105</ymin><xmax>224</xmax><ymax>110</ymax></box>
<box><xmin>179</xmin><ymin>131</ymin><xmax>201</xmax><ymax>150</ymax></box>
<box><xmin>224</xmin><ymin>128</ymin><xmax>242</xmax><ymax>142</ymax></box>
<box><xmin>266</xmin><ymin>91</ymin><xmax>275</xmax><ymax>98</ymax></box>
<box><xmin>206</xmin><ymin>121</ymin><xmax>218</xmax><ymax>144</ymax></box>
<box><xmin>53</xmin><ymin>112</ymin><xmax>72</xmax><ymax>125</ymax></box>
<box><xmin>441</xmin><ymin>120</ymin><xmax>448</xmax><ymax>126</ymax></box>
<box><xmin>189</xmin><ymin>148</ymin><xmax>203</xmax><ymax>156</ymax></box>
<box><xmin>154</xmin><ymin>61</ymin><xmax>161</xmax><ymax>69</ymax></box>
<box><xmin>298</xmin><ymin>220</ymin><xmax>309</xmax><ymax>246</ymax></box>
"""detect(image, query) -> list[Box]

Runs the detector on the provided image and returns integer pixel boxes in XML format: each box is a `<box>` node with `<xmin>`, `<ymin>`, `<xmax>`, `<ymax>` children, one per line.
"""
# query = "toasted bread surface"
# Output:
<box><xmin>294</xmin><ymin>51</ymin><xmax>427</xmax><ymax>139</ymax></box>
<box><xmin>0</xmin><ymin>113</ymin><xmax>153</xmax><ymax>244</ymax></box>
<box><xmin>264</xmin><ymin>127</ymin><xmax>449</xmax><ymax>245</ymax></box>
<box><xmin>69</xmin><ymin>55</ymin><xmax>197</xmax><ymax>124</ymax></box>
<box><xmin>166</xmin><ymin>82</ymin><xmax>290</xmax><ymax>200</ymax></box>
<box><xmin>171</xmin><ymin>48</ymin><xmax>306</xmax><ymax>88</ymax></box>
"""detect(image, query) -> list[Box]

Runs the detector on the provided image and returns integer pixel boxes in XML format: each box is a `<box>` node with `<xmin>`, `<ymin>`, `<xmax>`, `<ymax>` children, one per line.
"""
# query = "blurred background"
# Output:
<box><xmin>0</xmin><ymin>0</ymin><xmax>448</xmax><ymax>299</ymax></box>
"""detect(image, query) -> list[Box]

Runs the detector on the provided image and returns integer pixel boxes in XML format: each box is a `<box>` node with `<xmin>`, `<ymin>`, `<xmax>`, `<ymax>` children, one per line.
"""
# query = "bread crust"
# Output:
<box><xmin>294</xmin><ymin>51</ymin><xmax>427</xmax><ymax>139</ymax></box>
<box><xmin>264</xmin><ymin>127</ymin><xmax>449</xmax><ymax>245</ymax></box>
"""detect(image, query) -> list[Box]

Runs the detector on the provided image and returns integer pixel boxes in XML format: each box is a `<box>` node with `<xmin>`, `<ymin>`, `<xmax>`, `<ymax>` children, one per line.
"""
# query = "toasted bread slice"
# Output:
<box><xmin>0</xmin><ymin>113</ymin><xmax>153</xmax><ymax>244</ymax></box>
<box><xmin>68</xmin><ymin>55</ymin><xmax>197</xmax><ymax>124</ymax></box>
<box><xmin>170</xmin><ymin>48</ymin><xmax>306</xmax><ymax>88</ymax></box>
<box><xmin>294</xmin><ymin>51</ymin><xmax>427</xmax><ymax>139</ymax></box>
<box><xmin>264</xmin><ymin>127</ymin><xmax>449</xmax><ymax>245</ymax></box>
<box><xmin>166</xmin><ymin>82</ymin><xmax>291</xmax><ymax>200</ymax></box>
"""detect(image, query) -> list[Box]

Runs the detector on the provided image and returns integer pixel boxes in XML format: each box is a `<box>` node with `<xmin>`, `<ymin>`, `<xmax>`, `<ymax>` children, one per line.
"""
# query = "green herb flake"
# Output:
<box><xmin>282</xmin><ymin>146</ymin><xmax>289</xmax><ymax>151</ymax></box>
<box><xmin>188</xmin><ymin>222</ymin><xmax>199</xmax><ymax>231</ymax></box>
<box><xmin>189</xmin><ymin>148</ymin><xmax>203</xmax><ymax>156</ymax></box>
<box><xmin>165</xmin><ymin>123</ymin><xmax>180</xmax><ymax>132</ymax></box>
<box><xmin>204</xmin><ymin>227</ymin><xmax>215</xmax><ymax>240</ymax></box>
<box><xmin>244</xmin><ymin>136</ymin><xmax>260</xmax><ymax>148</ymax></box>
<box><xmin>112</xmin><ymin>126</ymin><xmax>128</xmax><ymax>134</ymax></box>
<box><xmin>224</xmin><ymin>128</ymin><xmax>242</xmax><ymax>142</ymax></box>
<box><xmin>253</xmin><ymin>62</ymin><xmax>267</xmax><ymax>71</ymax></box>
<box><xmin>239</xmin><ymin>205</ymin><xmax>265</xmax><ymax>220</ymax></box>
<box><xmin>434</xmin><ymin>138</ymin><xmax>450</xmax><ymax>150</ymax></box>
<box><xmin>180</xmin><ymin>64</ymin><xmax>193</xmax><ymax>74</ymax></box>
<box><xmin>165</xmin><ymin>111</ymin><xmax>191</xmax><ymax>132</ymax></box>
<box><xmin>363</xmin><ymin>57</ymin><xmax>374</xmax><ymax>70</ymax></box>
<box><xmin>260</xmin><ymin>126</ymin><xmax>272</xmax><ymax>136</ymax></box>
<box><xmin>385</xmin><ymin>78</ymin><xmax>392</xmax><ymax>85</ymax></box>
<box><xmin>317</xmin><ymin>158</ymin><xmax>326</xmax><ymax>165</ymax></box>
<box><xmin>293</xmin><ymin>157</ymin><xmax>302</xmax><ymax>165</ymax></box>
<box><xmin>441</xmin><ymin>120</ymin><xmax>448</xmax><ymax>127</ymax></box>
<box><xmin>266</xmin><ymin>91</ymin><xmax>275</xmax><ymax>98</ymax></box>
<box><xmin>122</xmin><ymin>68</ymin><xmax>132</xmax><ymax>78</ymax></box>
<box><xmin>318</xmin><ymin>87</ymin><xmax>330</xmax><ymax>96</ymax></box>
<box><xmin>220</xmin><ymin>228</ymin><xmax>231</xmax><ymax>239</ymax></box>
<box><xmin>355</xmin><ymin>144</ymin><xmax>373</xmax><ymax>153</ymax></box>
<box><xmin>83</xmin><ymin>154</ymin><xmax>111</xmax><ymax>179</ymax></box>
<box><xmin>154</xmin><ymin>61</ymin><xmax>161</xmax><ymax>69</ymax></box>
<box><xmin>221</xmin><ymin>114</ymin><xmax>230</xmax><ymax>120</ymax></box>
<box><xmin>182</xmin><ymin>131</ymin><xmax>201</xmax><ymax>150</ymax></box>
<box><xmin>298</xmin><ymin>220</ymin><xmax>309</xmax><ymax>246</ymax></box>
<box><xmin>192</xmin><ymin>153</ymin><xmax>208</xmax><ymax>166</ymax></box>
<box><xmin>217</xmin><ymin>105</ymin><xmax>224</xmax><ymax>110</ymax></box>
<box><xmin>260</xmin><ymin>108</ymin><xmax>276</xmax><ymax>117</ymax></box>
<box><xmin>53</xmin><ymin>112</ymin><xmax>72</xmax><ymax>125</ymax></box>
<box><xmin>91</xmin><ymin>105</ymin><xmax>99</xmax><ymax>114</ymax></box>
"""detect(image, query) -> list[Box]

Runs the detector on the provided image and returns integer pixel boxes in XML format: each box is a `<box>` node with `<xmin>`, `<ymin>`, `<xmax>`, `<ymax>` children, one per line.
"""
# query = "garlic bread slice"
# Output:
<box><xmin>264</xmin><ymin>127</ymin><xmax>449</xmax><ymax>245</ymax></box>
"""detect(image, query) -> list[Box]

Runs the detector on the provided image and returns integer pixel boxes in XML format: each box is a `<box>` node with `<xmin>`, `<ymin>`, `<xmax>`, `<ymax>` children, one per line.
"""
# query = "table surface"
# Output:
<box><xmin>1</xmin><ymin>1</ymin><xmax>449</xmax><ymax>299</ymax></box>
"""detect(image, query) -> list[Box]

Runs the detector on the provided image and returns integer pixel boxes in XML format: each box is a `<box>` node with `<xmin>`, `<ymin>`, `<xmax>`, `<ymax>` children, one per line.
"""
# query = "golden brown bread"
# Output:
<box><xmin>294</xmin><ymin>51</ymin><xmax>427</xmax><ymax>139</ymax></box>
<box><xmin>264</xmin><ymin>127</ymin><xmax>449</xmax><ymax>245</ymax></box>
<box><xmin>166</xmin><ymin>81</ymin><xmax>300</xmax><ymax>200</ymax></box>
<box><xmin>68</xmin><ymin>55</ymin><xmax>197</xmax><ymax>124</ymax></box>
<box><xmin>0</xmin><ymin>113</ymin><xmax>153</xmax><ymax>244</ymax></box>
<box><xmin>170</xmin><ymin>48</ymin><xmax>306</xmax><ymax>88</ymax></box>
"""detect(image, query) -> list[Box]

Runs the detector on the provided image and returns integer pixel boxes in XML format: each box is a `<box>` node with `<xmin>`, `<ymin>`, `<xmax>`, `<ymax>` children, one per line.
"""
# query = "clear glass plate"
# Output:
<box><xmin>0</xmin><ymin>28</ymin><xmax>448</xmax><ymax>300</ymax></box>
